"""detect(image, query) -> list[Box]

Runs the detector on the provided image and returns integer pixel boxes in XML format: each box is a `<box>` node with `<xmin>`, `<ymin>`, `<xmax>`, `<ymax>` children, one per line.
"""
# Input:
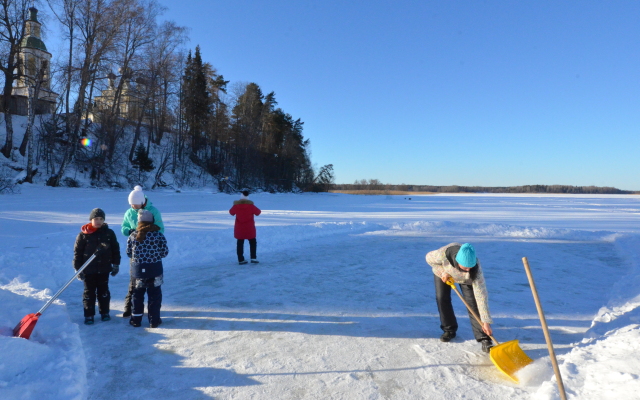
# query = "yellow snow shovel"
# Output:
<box><xmin>445</xmin><ymin>278</ymin><xmax>533</xmax><ymax>382</ymax></box>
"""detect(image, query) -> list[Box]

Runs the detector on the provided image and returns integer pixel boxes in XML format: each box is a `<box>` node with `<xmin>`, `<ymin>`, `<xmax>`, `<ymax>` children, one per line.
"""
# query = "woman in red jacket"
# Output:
<box><xmin>229</xmin><ymin>190</ymin><xmax>262</xmax><ymax>264</ymax></box>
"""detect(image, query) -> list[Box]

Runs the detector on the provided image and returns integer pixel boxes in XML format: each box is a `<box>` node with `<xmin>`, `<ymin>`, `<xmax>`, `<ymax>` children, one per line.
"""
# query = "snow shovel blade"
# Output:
<box><xmin>489</xmin><ymin>339</ymin><xmax>533</xmax><ymax>382</ymax></box>
<box><xmin>12</xmin><ymin>253</ymin><xmax>98</xmax><ymax>340</ymax></box>
<box><xmin>13</xmin><ymin>313</ymin><xmax>41</xmax><ymax>339</ymax></box>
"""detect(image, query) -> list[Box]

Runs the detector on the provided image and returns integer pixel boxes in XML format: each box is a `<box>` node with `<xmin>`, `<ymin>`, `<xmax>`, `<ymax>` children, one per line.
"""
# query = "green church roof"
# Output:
<box><xmin>29</xmin><ymin>7</ymin><xmax>38</xmax><ymax>22</ymax></box>
<box><xmin>21</xmin><ymin>36</ymin><xmax>47</xmax><ymax>52</ymax></box>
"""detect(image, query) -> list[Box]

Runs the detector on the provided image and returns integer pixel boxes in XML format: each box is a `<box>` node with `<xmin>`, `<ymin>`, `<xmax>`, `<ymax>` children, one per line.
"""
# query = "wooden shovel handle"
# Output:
<box><xmin>447</xmin><ymin>280</ymin><xmax>499</xmax><ymax>345</ymax></box>
<box><xmin>522</xmin><ymin>257</ymin><xmax>567</xmax><ymax>400</ymax></box>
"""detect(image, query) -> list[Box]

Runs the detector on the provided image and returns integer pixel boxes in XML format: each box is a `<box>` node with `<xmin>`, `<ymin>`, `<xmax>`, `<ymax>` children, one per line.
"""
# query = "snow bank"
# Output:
<box><xmin>532</xmin><ymin>234</ymin><xmax>640</xmax><ymax>400</ymax></box>
<box><xmin>0</xmin><ymin>282</ymin><xmax>87</xmax><ymax>400</ymax></box>
<box><xmin>379</xmin><ymin>221</ymin><xmax>619</xmax><ymax>242</ymax></box>
<box><xmin>535</xmin><ymin>325</ymin><xmax>640</xmax><ymax>400</ymax></box>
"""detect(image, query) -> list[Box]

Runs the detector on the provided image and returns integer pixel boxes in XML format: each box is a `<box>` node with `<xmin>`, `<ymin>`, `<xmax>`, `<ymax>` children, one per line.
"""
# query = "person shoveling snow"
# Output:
<box><xmin>426</xmin><ymin>242</ymin><xmax>494</xmax><ymax>352</ymax></box>
<box><xmin>426</xmin><ymin>242</ymin><xmax>533</xmax><ymax>382</ymax></box>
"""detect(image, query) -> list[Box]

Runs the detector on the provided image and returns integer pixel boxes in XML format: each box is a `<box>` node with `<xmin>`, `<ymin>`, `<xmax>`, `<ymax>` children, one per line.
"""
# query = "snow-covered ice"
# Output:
<box><xmin>1</xmin><ymin>187</ymin><xmax>639</xmax><ymax>399</ymax></box>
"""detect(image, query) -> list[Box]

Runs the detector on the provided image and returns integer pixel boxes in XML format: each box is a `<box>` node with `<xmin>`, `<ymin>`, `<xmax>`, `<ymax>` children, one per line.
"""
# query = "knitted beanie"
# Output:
<box><xmin>138</xmin><ymin>209</ymin><xmax>154</xmax><ymax>223</ymax></box>
<box><xmin>455</xmin><ymin>243</ymin><xmax>477</xmax><ymax>268</ymax></box>
<box><xmin>89</xmin><ymin>208</ymin><xmax>105</xmax><ymax>220</ymax></box>
<box><xmin>241</xmin><ymin>190</ymin><xmax>250</xmax><ymax>199</ymax></box>
<box><xmin>128</xmin><ymin>185</ymin><xmax>145</xmax><ymax>205</ymax></box>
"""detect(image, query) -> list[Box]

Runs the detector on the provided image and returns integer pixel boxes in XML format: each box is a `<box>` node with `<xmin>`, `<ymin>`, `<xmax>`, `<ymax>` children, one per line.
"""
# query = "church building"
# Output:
<box><xmin>10</xmin><ymin>7</ymin><xmax>58</xmax><ymax>115</ymax></box>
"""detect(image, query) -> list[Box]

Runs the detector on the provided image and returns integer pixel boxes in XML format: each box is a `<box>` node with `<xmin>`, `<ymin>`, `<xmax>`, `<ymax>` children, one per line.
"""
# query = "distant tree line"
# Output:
<box><xmin>0</xmin><ymin>0</ymin><xmax>330</xmax><ymax>192</ymax></box>
<box><xmin>334</xmin><ymin>180</ymin><xmax>636</xmax><ymax>194</ymax></box>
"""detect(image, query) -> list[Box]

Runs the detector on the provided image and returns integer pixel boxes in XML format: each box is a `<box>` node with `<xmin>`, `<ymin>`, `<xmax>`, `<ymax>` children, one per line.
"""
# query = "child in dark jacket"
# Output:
<box><xmin>73</xmin><ymin>208</ymin><xmax>121</xmax><ymax>325</ymax></box>
<box><xmin>229</xmin><ymin>190</ymin><xmax>261</xmax><ymax>265</ymax></box>
<box><xmin>126</xmin><ymin>209</ymin><xmax>168</xmax><ymax>328</ymax></box>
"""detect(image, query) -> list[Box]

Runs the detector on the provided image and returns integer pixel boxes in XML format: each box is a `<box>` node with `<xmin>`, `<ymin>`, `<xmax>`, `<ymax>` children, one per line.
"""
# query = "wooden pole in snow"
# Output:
<box><xmin>522</xmin><ymin>257</ymin><xmax>568</xmax><ymax>400</ymax></box>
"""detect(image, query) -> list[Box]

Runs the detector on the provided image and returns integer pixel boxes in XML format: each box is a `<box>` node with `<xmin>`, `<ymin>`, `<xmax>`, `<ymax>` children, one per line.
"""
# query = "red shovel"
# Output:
<box><xmin>13</xmin><ymin>253</ymin><xmax>98</xmax><ymax>339</ymax></box>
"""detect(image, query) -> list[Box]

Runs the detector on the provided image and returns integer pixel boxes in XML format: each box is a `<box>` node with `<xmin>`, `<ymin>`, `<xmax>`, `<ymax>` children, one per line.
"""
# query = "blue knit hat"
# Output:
<box><xmin>455</xmin><ymin>243</ymin><xmax>477</xmax><ymax>268</ymax></box>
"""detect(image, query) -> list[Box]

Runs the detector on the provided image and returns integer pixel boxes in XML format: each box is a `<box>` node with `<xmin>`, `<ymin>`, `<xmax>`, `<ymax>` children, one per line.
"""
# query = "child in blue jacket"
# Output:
<box><xmin>126</xmin><ymin>209</ymin><xmax>168</xmax><ymax>328</ymax></box>
<box><xmin>121</xmin><ymin>185</ymin><xmax>164</xmax><ymax>317</ymax></box>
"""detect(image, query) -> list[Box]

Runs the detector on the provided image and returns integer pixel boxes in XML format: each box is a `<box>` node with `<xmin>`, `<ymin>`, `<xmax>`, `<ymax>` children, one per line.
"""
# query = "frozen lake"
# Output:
<box><xmin>1</xmin><ymin>188</ymin><xmax>639</xmax><ymax>399</ymax></box>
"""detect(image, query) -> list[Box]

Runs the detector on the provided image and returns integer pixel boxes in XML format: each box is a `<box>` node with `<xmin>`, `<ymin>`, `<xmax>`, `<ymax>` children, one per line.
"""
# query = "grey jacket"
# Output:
<box><xmin>426</xmin><ymin>242</ymin><xmax>493</xmax><ymax>323</ymax></box>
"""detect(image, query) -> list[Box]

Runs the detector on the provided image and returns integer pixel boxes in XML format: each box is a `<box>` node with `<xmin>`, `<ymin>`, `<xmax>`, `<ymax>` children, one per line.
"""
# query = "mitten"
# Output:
<box><xmin>77</xmin><ymin>271</ymin><xmax>85</xmax><ymax>281</ymax></box>
<box><xmin>111</xmin><ymin>264</ymin><xmax>119</xmax><ymax>277</ymax></box>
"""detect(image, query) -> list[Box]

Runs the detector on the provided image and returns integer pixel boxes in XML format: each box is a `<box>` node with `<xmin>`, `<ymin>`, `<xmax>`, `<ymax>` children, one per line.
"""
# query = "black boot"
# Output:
<box><xmin>481</xmin><ymin>339</ymin><xmax>494</xmax><ymax>353</ymax></box>
<box><xmin>440</xmin><ymin>331</ymin><xmax>456</xmax><ymax>342</ymax></box>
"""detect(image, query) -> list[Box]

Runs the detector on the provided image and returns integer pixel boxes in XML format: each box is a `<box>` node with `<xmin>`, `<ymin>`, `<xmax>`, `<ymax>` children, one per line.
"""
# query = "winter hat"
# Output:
<box><xmin>240</xmin><ymin>190</ymin><xmax>250</xmax><ymax>199</ymax></box>
<box><xmin>128</xmin><ymin>185</ymin><xmax>145</xmax><ymax>205</ymax></box>
<box><xmin>455</xmin><ymin>243</ymin><xmax>477</xmax><ymax>268</ymax></box>
<box><xmin>89</xmin><ymin>208</ymin><xmax>105</xmax><ymax>220</ymax></box>
<box><xmin>138</xmin><ymin>209</ymin><xmax>154</xmax><ymax>223</ymax></box>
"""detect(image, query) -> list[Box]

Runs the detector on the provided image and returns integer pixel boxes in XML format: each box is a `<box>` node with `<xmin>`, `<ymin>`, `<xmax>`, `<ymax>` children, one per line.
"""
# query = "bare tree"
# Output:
<box><xmin>46</xmin><ymin>0</ymin><xmax>77</xmax><ymax>138</ymax></box>
<box><xmin>0</xmin><ymin>0</ymin><xmax>31</xmax><ymax>159</ymax></box>
<box><xmin>20</xmin><ymin>61</ymin><xmax>47</xmax><ymax>182</ymax></box>
<box><xmin>128</xmin><ymin>19</ymin><xmax>186</xmax><ymax>161</ymax></box>
<box><xmin>151</xmin><ymin>146</ymin><xmax>170</xmax><ymax>188</ymax></box>
<box><xmin>95</xmin><ymin>0</ymin><xmax>160</xmax><ymax>160</ymax></box>
<box><xmin>46</xmin><ymin>0</ymin><xmax>120</xmax><ymax>186</ymax></box>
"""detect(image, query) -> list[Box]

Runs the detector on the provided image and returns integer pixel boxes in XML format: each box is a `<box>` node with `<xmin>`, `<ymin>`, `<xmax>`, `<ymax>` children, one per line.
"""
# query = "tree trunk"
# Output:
<box><xmin>129</xmin><ymin>86</ymin><xmax>152</xmax><ymax>161</ymax></box>
<box><xmin>1</xmin><ymin>71</ymin><xmax>15</xmax><ymax>158</ymax></box>
<box><xmin>1</xmin><ymin>111</ymin><xmax>13</xmax><ymax>159</ymax></box>
<box><xmin>23</xmin><ymin>65</ymin><xmax>46</xmax><ymax>182</ymax></box>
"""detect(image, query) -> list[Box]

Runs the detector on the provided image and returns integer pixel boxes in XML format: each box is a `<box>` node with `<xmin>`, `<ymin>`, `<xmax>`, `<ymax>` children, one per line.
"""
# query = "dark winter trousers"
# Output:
<box><xmin>123</xmin><ymin>276</ymin><xmax>135</xmax><ymax>313</ymax></box>
<box><xmin>433</xmin><ymin>275</ymin><xmax>489</xmax><ymax>342</ymax></box>
<box><xmin>83</xmin><ymin>273</ymin><xmax>110</xmax><ymax>317</ymax></box>
<box><xmin>237</xmin><ymin>238</ymin><xmax>257</xmax><ymax>262</ymax></box>
<box><xmin>131</xmin><ymin>279</ymin><xmax>162</xmax><ymax>325</ymax></box>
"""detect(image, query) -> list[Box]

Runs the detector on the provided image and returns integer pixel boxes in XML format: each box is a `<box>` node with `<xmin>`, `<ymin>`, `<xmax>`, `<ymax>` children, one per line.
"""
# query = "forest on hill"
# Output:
<box><xmin>0</xmin><ymin>0</ymin><xmax>333</xmax><ymax>193</ymax></box>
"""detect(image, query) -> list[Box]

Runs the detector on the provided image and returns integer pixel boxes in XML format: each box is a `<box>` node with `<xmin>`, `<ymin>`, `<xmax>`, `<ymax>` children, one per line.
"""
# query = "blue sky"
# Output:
<box><xmin>57</xmin><ymin>1</ymin><xmax>640</xmax><ymax>189</ymax></box>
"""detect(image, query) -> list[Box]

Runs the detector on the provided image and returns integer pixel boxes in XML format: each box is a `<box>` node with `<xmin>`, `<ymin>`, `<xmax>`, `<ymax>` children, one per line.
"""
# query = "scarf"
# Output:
<box><xmin>81</xmin><ymin>223</ymin><xmax>99</xmax><ymax>234</ymax></box>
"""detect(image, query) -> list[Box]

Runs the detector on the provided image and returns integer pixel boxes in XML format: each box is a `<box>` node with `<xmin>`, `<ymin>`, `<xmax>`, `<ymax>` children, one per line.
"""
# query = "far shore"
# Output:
<box><xmin>329</xmin><ymin>190</ymin><xmax>435</xmax><ymax>195</ymax></box>
<box><xmin>329</xmin><ymin>190</ymin><xmax>640</xmax><ymax>196</ymax></box>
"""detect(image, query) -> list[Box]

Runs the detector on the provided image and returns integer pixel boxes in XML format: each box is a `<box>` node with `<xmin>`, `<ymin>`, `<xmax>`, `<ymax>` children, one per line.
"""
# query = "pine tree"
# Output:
<box><xmin>230</xmin><ymin>83</ymin><xmax>265</xmax><ymax>187</ymax></box>
<box><xmin>132</xmin><ymin>144</ymin><xmax>155</xmax><ymax>182</ymax></box>
<box><xmin>182</xmin><ymin>46</ymin><xmax>210</xmax><ymax>155</ymax></box>
<box><xmin>311</xmin><ymin>164</ymin><xmax>334</xmax><ymax>192</ymax></box>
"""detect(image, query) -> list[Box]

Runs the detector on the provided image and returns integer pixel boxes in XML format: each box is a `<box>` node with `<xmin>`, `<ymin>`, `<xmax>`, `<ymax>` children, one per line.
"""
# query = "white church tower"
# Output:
<box><xmin>12</xmin><ymin>7</ymin><xmax>58</xmax><ymax>115</ymax></box>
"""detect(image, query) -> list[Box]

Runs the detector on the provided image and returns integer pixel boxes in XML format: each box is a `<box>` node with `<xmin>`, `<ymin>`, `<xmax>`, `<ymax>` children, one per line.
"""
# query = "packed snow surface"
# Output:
<box><xmin>1</xmin><ymin>188</ymin><xmax>639</xmax><ymax>399</ymax></box>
